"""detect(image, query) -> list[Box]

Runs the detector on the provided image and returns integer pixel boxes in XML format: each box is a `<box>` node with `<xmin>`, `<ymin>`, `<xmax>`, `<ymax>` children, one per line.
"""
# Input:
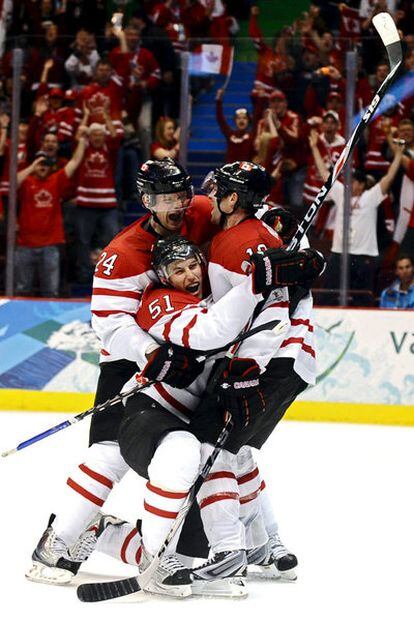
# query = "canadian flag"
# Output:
<box><xmin>190</xmin><ymin>44</ymin><xmax>234</xmax><ymax>76</ymax></box>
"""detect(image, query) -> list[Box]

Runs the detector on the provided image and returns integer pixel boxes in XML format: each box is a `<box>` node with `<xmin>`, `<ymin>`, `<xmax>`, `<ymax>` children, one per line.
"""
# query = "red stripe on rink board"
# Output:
<box><xmin>144</xmin><ymin>501</ymin><xmax>178</xmax><ymax>519</ymax></box>
<box><xmin>120</xmin><ymin>528</ymin><xmax>138</xmax><ymax>564</ymax></box>
<box><xmin>66</xmin><ymin>478</ymin><xmax>105</xmax><ymax>507</ymax></box>
<box><xmin>182</xmin><ymin>315</ymin><xmax>198</xmax><ymax>348</ymax></box>
<box><xmin>199</xmin><ymin>492</ymin><xmax>239</xmax><ymax>509</ymax></box>
<box><xmin>79</xmin><ymin>463</ymin><xmax>113</xmax><ymax>489</ymax></box>
<box><xmin>154</xmin><ymin>384</ymin><xmax>193</xmax><ymax>416</ymax></box>
<box><xmin>92</xmin><ymin>288</ymin><xmax>140</xmax><ymax>299</ymax></box>
<box><xmin>237</xmin><ymin>467</ymin><xmax>259</xmax><ymax>485</ymax></box>
<box><xmin>290</xmin><ymin>318</ymin><xmax>314</xmax><ymax>332</ymax></box>
<box><xmin>147</xmin><ymin>482</ymin><xmax>188</xmax><ymax>499</ymax></box>
<box><xmin>280</xmin><ymin>337</ymin><xmax>316</xmax><ymax>358</ymax></box>
<box><xmin>205</xmin><ymin>471</ymin><xmax>237</xmax><ymax>481</ymax></box>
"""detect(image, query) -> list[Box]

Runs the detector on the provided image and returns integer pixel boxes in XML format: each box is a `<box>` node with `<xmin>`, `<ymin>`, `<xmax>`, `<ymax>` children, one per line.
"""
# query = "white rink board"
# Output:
<box><xmin>302</xmin><ymin>308</ymin><xmax>414</xmax><ymax>405</ymax></box>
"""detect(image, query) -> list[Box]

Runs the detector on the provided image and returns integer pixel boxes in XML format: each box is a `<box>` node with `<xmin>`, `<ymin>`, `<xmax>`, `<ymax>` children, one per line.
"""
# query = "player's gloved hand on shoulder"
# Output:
<box><xmin>218</xmin><ymin>357</ymin><xmax>265</xmax><ymax>428</ymax></box>
<box><xmin>260</xmin><ymin>206</ymin><xmax>298</xmax><ymax>244</ymax></box>
<box><xmin>250</xmin><ymin>247</ymin><xmax>326</xmax><ymax>292</ymax></box>
<box><xmin>142</xmin><ymin>343</ymin><xmax>205</xmax><ymax>388</ymax></box>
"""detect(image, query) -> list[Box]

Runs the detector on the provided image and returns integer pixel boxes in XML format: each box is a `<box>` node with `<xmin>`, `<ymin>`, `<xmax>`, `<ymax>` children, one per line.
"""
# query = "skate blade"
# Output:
<box><xmin>191</xmin><ymin>577</ymin><xmax>248</xmax><ymax>598</ymax></box>
<box><xmin>25</xmin><ymin>561</ymin><xmax>74</xmax><ymax>585</ymax></box>
<box><xmin>248</xmin><ymin>565</ymin><xmax>297</xmax><ymax>582</ymax></box>
<box><xmin>143</xmin><ymin>582</ymin><xmax>192</xmax><ymax>598</ymax></box>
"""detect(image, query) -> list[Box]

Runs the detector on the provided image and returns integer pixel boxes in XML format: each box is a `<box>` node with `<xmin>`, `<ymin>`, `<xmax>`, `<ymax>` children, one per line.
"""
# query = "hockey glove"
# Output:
<box><xmin>260</xmin><ymin>206</ymin><xmax>298</xmax><ymax>244</ymax></box>
<box><xmin>218</xmin><ymin>358</ymin><xmax>266</xmax><ymax>428</ymax></box>
<box><xmin>250</xmin><ymin>247</ymin><xmax>326</xmax><ymax>292</ymax></box>
<box><xmin>142</xmin><ymin>343</ymin><xmax>205</xmax><ymax>389</ymax></box>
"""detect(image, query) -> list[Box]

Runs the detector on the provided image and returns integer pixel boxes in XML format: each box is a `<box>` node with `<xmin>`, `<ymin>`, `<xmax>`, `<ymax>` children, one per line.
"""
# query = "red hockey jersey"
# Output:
<box><xmin>91</xmin><ymin>195</ymin><xmax>218</xmax><ymax>366</ymax></box>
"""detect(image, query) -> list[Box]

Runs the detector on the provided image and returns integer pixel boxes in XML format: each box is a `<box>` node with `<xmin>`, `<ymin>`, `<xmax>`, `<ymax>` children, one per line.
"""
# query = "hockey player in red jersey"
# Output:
<box><xmin>116</xmin><ymin>235</ymin><xmax>267</xmax><ymax>597</ymax></box>
<box><xmin>25</xmin><ymin>159</ymin><xmax>220</xmax><ymax>585</ymax></box>
<box><xmin>186</xmin><ymin>161</ymin><xmax>325</xmax><ymax>580</ymax></box>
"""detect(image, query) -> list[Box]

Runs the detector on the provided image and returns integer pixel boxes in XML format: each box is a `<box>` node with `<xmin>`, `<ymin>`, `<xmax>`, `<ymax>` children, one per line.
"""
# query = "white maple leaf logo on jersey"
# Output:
<box><xmin>85</xmin><ymin>151</ymin><xmax>108</xmax><ymax>177</ymax></box>
<box><xmin>88</xmin><ymin>92</ymin><xmax>110</xmax><ymax>112</ymax></box>
<box><xmin>34</xmin><ymin>189</ymin><xmax>53</xmax><ymax>208</ymax></box>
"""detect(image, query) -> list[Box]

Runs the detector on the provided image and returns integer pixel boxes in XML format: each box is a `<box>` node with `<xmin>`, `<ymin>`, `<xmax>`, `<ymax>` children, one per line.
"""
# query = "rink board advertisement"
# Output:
<box><xmin>0</xmin><ymin>298</ymin><xmax>413</xmax><ymax>425</ymax></box>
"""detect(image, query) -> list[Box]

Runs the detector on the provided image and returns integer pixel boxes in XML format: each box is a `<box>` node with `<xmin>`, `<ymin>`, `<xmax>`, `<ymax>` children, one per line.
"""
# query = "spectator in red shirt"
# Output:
<box><xmin>73</xmin><ymin>110</ymin><xmax>122</xmax><ymax>283</ymax></box>
<box><xmin>356</xmin><ymin>61</ymin><xmax>389</xmax><ymax>111</ymax></box>
<box><xmin>109</xmin><ymin>24</ymin><xmax>161</xmax><ymax>158</ymax></box>
<box><xmin>215</xmin><ymin>88</ymin><xmax>255</xmax><ymax>163</ymax></box>
<box><xmin>365</xmin><ymin>95</ymin><xmax>404</xmax><ymax>179</ymax></box>
<box><xmin>249</xmin><ymin>5</ymin><xmax>291</xmax><ymax>99</ymax></box>
<box><xmin>268</xmin><ymin>89</ymin><xmax>306</xmax><ymax>212</ymax></box>
<box><xmin>303</xmin><ymin>111</ymin><xmax>345</xmax><ymax>237</ymax></box>
<box><xmin>303</xmin><ymin>111</ymin><xmax>345</xmax><ymax>205</ymax></box>
<box><xmin>0</xmin><ymin>114</ymin><xmax>29</xmax><ymax>215</ymax></box>
<box><xmin>76</xmin><ymin>59</ymin><xmax>125</xmax><ymax>139</ymax></box>
<box><xmin>14</xmin><ymin>138</ymin><xmax>87</xmax><ymax>297</ymax></box>
<box><xmin>150</xmin><ymin>116</ymin><xmax>180</xmax><ymax>160</ymax></box>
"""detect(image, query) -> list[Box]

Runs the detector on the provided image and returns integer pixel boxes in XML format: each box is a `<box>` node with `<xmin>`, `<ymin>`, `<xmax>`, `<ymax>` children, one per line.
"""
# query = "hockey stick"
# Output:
<box><xmin>1</xmin><ymin>319</ymin><xmax>281</xmax><ymax>458</ymax></box>
<box><xmin>77</xmin><ymin>417</ymin><xmax>234</xmax><ymax>602</ymax></box>
<box><xmin>0</xmin><ymin>376</ymin><xmax>155</xmax><ymax>458</ymax></box>
<box><xmin>286</xmin><ymin>12</ymin><xmax>402</xmax><ymax>253</ymax></box>
<box><xmin>77</xmin><ymin>319</ymin><xmax>286</xmax><ymax>603</ymax></box>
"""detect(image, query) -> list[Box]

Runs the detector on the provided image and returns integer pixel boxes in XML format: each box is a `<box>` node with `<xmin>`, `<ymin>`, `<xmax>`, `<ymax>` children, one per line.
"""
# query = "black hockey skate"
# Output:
<box><xmin>25</xmin><ymin>514</ymin><xmax>81</xmax><ymax>585</ymax></box>
<box><xmin>191</xmin><ymin>550</ymin><xmax>248</xmax><ymax>597</ymax></box>
<box><xmin>247</xmin><ymin>534</ymin><xmax>298</xmax><ymax>581</ymax></box>
<box><xmin>139</xmin><ymin>547</ymin><xmax>193</xmax><ymax>598</ymax></box>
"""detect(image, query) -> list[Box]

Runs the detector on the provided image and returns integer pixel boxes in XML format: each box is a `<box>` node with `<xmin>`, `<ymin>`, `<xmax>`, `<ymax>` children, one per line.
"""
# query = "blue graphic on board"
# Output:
<box><xmin>0</xmin><ymin>300</ymin><xmax>99</xmax><ymax>392</ymax></box>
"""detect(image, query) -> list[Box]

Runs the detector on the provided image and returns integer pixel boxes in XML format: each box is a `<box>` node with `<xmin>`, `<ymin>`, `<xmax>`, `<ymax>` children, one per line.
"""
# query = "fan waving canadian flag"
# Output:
<box><xmin>189</xmin><ymin>44</ymin><xmax>234</xmax><ymax>76</ymax></box>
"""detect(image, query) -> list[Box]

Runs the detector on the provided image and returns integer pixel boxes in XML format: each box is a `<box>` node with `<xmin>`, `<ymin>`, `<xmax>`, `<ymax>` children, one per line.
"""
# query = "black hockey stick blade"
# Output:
<box><xmin>77</xmin><ymin>576</ymin><xmax>141</xmax><ymax>602</ymax></box>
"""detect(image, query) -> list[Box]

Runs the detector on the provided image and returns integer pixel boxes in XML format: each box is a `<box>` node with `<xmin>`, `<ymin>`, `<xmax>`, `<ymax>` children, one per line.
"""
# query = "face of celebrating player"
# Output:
<box><xmin>145</xmin><ymin>191</ymin><xmax>192</xmax><ymax>233</ymax></box>
<box><xmin>167</xmin><ymin>257</ymin><xmax>203</xmax><ymax>298</ymax></box>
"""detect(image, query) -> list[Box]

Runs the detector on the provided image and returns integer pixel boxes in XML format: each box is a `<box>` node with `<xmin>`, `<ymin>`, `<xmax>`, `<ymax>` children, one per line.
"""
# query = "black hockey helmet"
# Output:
<box><xmin>152</xmin><ymin>235</ymin><xmax>204</xmax><ymax>284</ymax></box>
<box><xmin>214</xmin><ymin>161</ymin><xmax>273</xmax><ymax>214</ymax></box>
<box><xmin>136</xmin><ymin>158</ymin><xmax>194</xmax><ymax>209</ymax></box>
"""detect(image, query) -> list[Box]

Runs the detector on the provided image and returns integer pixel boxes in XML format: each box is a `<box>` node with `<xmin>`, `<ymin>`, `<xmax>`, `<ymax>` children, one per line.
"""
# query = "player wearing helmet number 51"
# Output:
<box><xmin>26</xmin><ymin>159</ymin><xmax>220</xmax><ymax>585</ymax></box>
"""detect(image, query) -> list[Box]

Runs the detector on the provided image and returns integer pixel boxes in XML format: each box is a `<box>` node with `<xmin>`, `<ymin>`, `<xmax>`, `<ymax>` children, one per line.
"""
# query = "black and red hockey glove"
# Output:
<box><xmin>218</xmin><ymin>357</ymin><xmax>266</xmax><ymax>428</ymax></box>
<box><xmin>260</xmin><ymin>206</ymin><xmax>298</xmax><ymax>244</ymax></box>
<box><xmin>142</xmin><ymin>343</ymin><xmax>205</xmax><ymax>389</ymax></box>
<box><xmin>250</xmin><ymin>247</ymin><xmax>326</xmax><ymax>292</ymax></box>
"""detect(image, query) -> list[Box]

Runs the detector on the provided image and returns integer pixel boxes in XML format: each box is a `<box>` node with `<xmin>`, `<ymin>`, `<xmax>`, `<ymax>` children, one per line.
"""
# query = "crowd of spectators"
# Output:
<box><xmin>215</xmin><ymin>1</ymin><xmax>414</xmax><ymax>308</ymax></box>
<box><xmin>0</xmin><ymin>0</ymin><xmax>249</xmax><ymax>295</ymax></box>
<box><xmin>0</xmin><ymin>0</ymin><xmax>413</xmax><ymax>308</ymax></box>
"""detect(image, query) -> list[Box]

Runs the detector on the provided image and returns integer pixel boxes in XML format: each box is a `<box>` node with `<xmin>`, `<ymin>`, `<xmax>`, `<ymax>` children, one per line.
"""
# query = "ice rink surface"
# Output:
<box><xmin>1</xmin><ymin>409</ymin><xmax>414</xmax><ymax>622</ymax></box>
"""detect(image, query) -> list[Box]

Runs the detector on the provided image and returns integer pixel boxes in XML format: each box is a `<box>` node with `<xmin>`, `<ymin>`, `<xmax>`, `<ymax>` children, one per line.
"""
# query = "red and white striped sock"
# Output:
<box><xmin>258</xmin><ymin>481</ymin><xmax>279</xmax><ymax>538</ymax></box>
<box><xmin>96</xmin><ymin>522</ymin><xmax>143</xmax><ymax>566</ymax></box>
<box><xmin>53</xmin><ymin>443</ymin><xmax>129</xmax><ymax>546</ymax></box>
<box><xmin>237</xmin><ymin>449</ymin><xmax>268</xmax><ymax>550</ymax></box>
<box><xmin>198</xmin><ymin>447</ymin><xmax>244</xmax><ymax>553</ymax></box>
<box><xmin>142</xmin><ymin>481</ymin><xmax>188</xmax><ymax>556</ymax></box>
